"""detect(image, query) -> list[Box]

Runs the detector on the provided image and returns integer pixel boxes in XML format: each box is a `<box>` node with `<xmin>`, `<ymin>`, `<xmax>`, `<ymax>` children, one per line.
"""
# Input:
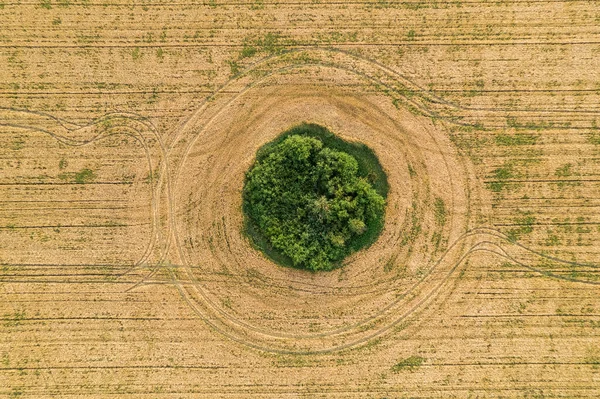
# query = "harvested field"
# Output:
<box><xmin>1</xmin><ymin>1</ymin><xmax>600</xmax><ymax>398</ymax></box>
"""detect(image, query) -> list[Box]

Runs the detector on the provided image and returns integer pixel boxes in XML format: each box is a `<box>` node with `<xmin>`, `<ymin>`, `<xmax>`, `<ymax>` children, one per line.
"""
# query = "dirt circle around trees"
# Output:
<box><xmin>168</xmin><ymin>49</ymin><xmax>483</xmax><ymax>353</ymax></box>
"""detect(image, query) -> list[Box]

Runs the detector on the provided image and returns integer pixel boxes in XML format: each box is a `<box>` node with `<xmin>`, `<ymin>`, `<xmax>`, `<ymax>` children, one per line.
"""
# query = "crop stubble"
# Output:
<box><xmin>1</xmin><ymin>1</ymin><xmax>600</xmax><ymax>398</ymax></box>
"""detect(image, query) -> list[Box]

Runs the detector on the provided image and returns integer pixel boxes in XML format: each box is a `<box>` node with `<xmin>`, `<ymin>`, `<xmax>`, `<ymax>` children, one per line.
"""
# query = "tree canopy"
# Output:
<box><xmin>243</xmin><ymin>134</ymin><xmax>385</xmax><ymax>271</ymax></box>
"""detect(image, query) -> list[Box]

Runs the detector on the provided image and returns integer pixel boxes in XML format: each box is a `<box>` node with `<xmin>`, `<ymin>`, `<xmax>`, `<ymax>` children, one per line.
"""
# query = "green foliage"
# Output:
<box><xmin>392</xmin><ymin>355</ymin><xmax>425</xmax><ymax>372</ymax></box>
<box><xmin>243</xmin><ymin>125</ymin><xmax>387</xmax><ymax>271</ymax></box>
<box><xmin>267</xmin><ymin>124</ymin><xmax>389</xmax><ymax>197</ymax></box>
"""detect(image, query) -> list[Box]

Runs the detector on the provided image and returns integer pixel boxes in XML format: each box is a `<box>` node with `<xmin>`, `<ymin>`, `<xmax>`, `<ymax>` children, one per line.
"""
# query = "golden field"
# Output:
<box><xmin>1</xmin><ymin>1</ymin><xmax>600</xmax><ymax>397</ymax></box>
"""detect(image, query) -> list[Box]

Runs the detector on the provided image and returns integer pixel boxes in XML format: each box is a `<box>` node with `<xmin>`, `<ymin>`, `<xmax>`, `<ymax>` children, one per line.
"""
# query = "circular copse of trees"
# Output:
<box><xmin>243</xmin><ymin>123</ymin><xmax>388</xmax><ymax>271</ymax></box>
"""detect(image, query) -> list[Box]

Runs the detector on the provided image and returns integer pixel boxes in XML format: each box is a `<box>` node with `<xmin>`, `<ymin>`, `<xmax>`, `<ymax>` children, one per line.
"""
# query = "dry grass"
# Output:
<box><xmin>1</xmin><ymin>1</ymin><xmax>600</xmax><ymax>397</ymax></box>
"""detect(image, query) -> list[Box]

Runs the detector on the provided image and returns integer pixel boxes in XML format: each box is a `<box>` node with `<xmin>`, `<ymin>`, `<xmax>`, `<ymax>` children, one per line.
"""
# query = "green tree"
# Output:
<box><xmin>243</xmin><ymin>134</ymin><xmax>385</xmax><ymax>271</ymax></box>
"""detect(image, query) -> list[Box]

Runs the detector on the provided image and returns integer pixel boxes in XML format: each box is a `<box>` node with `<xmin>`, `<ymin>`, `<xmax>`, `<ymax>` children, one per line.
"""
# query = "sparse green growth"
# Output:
<box><xmin>39</xmin><ymin>0</ymin><xmax>51</xmax><ymax>9</ymax></box>
<box><xmin>58</xmin><ymin>158</ymin><xmax>67</xmax><ymax>170</ymax></box>
<box><xmin>275</xmin><ymin>354</ymin><xmax>308</xmax><ymax>368</ymax></box>
<box><xmin>221</xmin><ymin>297</ymin><xmax>232</xmax><ymax>309</ymax></box>
<box><xmin>250</xmin><ymin>0</ymin><xmax>264</xmax><ymax>10</ymax></box>
<box><xmin>131</xmin><ymin>47</ymin><xmax>142</xmax><ymax>60</ymax></box>
<box><xmin>240</xmin><ymin>44</ymin><xmax>257</xmax><ymax>59</ymax></box>
<box><xmin>76</xmin><ymin>33</ymin><xmax>100</xmax><ymax>44</ymax></box>
<box><xmin>147</xmin><ymin>87</ymin><xmax>159</xmax><ymax>103</ymax></box>
<box><xmin>52</xmin><ymin>17</ymin><xmax>62</xmax><ymax>25</ymax></box>
<box><xmin>555</xmin><ymin>163</ymin><xmax>573</xmax><ymax>177</ymax></box>
<box><xmin>74</xmin><ymin>168</ymin><xmax>95</xmax><ymax>184</ymax></box>
<box><xmin>467</xmin><ymin>79</ymin><xmax>485</xmax><ymax>96</ymax></box>
<box><xmin>584</xmin><ymin>355</ymin><xmax>600</xmax><ymax>368</ymax></box>
<box><xmin>239</xmin><ymin>32</ymin><xmax>286</xmax><ymax>57</ymax></box>
<box><xmin>588</xmin><ymin>132</ymin><xmax>600</xmax><ymax>145</ymax></box>
<box><xmin>9</xmin><ymin>387</ymin><xmax>23</xmax><ymax>398</ymax></box>
<box><xmin>11</xmin><ymin>138</ymin><xmax>25</xmax><ymax>150</ymax></box>
<box><xmin>227</xmin><ymin>60</ymin><xmax>241</xmax><ymax>76</ymax></box>
<box><xmin>545</xmin><ymin>233</ymin><xmax>561</xmax><ymax>246</ymax></box>
<box><xmin>399</xmin><ymin>199</ymin><xmax>422</xmax><ymax>247</ymax></box>
<box><xmin>142</xmin><ymin>32</ymin><xmax>154</xmax><ymax>43</ymax></box>
<box><xmin>392</xmin><ymin>355</ymin><xmax>425</xmax><ymax>372</ymax></box>
<box><xmin>588</xmin><ymin>121</ymin><xmax>600</xmax><ymax>144</ymax></box>
<box><xmin>257</xmin><ymin>32</ymin><xmax>282</xmax><ymax>54</ymax></box>
<box><xmin>495</xmin><ymin>132</ymin><xmax>538</xmax><ymax>146</ymax></box>
<box><xmin>243</xmin><ymin>124</ymin><xmax>387</xmax><ymax>271</ymax></box>
<box><xmin>384</xmin><ymin>256</ymin><xmax>396</xmax><ymax>272</ymax></box>
<box><xmin>3</xmin><ymin>310</ymin><xmax>26</xmax><ymax>328</ymax></box>
<box><xmin>488</xmin><ymin>162</ymin><xmax>518</xmax><ymax>193</ymax></box>
<box><xmin>431</xmin><ymin>231</ymin><xmax>443</xmax><ymax>250</ymax></box>
<box><xmin>58</xmin><ymin>168</ymin><xmax>96</xmax><ymax>184</ymax></box>
<box><xmin>433</xmin><ymin>197</ymin><xmax>447</xmax><ymax>226</ymax></box>
<box><xmin>401</xmin><ymin>1</ymin><xmax>426</xmax><ymax>10</ymax></box>
<box><xmin>506</xmin><ymin>212</ymin><xmax>535</xmax><ymax>242</ymax></box>
<box><xmin>407</xmin><ymin>30</ymin><xmax>416</xmax><ymax>41</ymax></box>
<box><xmin>506</xmin><ymin>117</ymin><xmax>567</xmax><ymax>131</ymax></box>
<box><xmin>494</xmin><ymin>165</ymin><xmax>514</xmax><ymax>180</ymax></box>
<box><xmin>449</xmin><ymin>127</ymin><xmax>490</xmax><ymax>165</ymax></box>
<box><xmin>554</xmin><ymin>163</ymin><xmax>580</xmax><ymax>188</ymax></box>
